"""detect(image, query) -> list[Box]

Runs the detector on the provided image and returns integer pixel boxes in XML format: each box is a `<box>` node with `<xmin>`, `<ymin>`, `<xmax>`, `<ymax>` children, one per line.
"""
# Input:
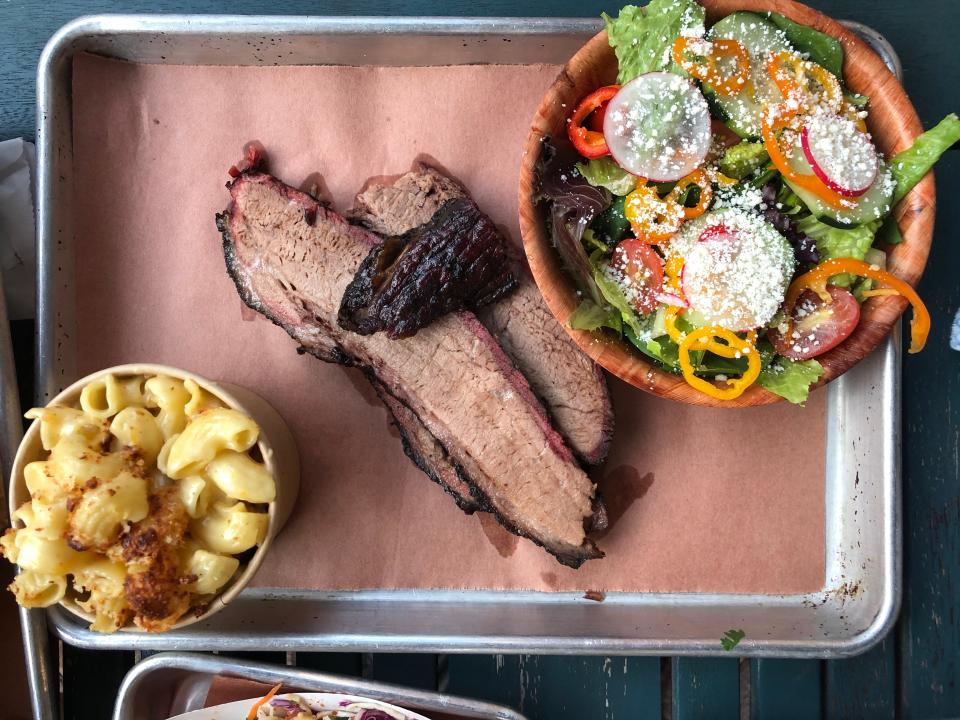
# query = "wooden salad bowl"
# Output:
<box><xmin>518</xmin><ymin>0</ymin><xmax>934</xmax><ymax>407</ymax></box>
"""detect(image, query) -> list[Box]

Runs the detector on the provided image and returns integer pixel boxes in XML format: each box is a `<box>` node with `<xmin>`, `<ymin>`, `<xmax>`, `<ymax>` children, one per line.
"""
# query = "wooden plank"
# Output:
<box><xmin>363</xmin><ymin>653</ymin><xmax>438</xmax><ymax>690</ymax></box>
<box><xmin>825</xmin><ymin>637</ymin><xmax>895</xmax><ymax>720</ymax></box>
<box><xmin>751</xmin><ymin>659</ymin><xmax>821</xmax><ymax>720</ymax></box>
<box><xmin>820</xmin><ymin>4</ymin><xmax>960</xmax><ymax>719</ymax></box>
<box><xmin>296</xmin><ymin>652</ymin><xmax>364</xmax><ymax>677</ymax></box>
<box><xmin>61</xmin><ymin>645</ymin><xmax>136</xmax><ymax>720</ymax></box>
<box><xmin>220</xmin><ymin>650</ymin><xmax>289</xmax><ymax>665</ymax></box>
<box><xmin>447</xmin><ymin>655</ymin><xmax>661</xmax><ymax>718</ymax></box>
<box><xmin>875</xmin><ymin>1</ymin><xmax>960</xmax><ymax>714</ymax></box>
<box><xmin>672</xmin><ymin>658</ymin><xmax>739</xmax><ymax>720</ymax></box>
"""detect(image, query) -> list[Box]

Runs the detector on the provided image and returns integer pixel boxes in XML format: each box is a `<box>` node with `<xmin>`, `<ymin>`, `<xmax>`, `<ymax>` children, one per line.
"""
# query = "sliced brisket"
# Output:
<box><xmin>349</xmin><ymin>167</ymin><xmax>614</xmax><ymax>465</ymax></box>
<box><xmin>349</xmin><ymin>165</ymin><xmax>465</xmax><ymax>236</ymax></box>
<box><xmin>371</xmin><ymin>380</ymin><xmax>483</xmax><ymax>514</ymax></box>
<box><xmin>218</xmin><ymin>169</ymin><xmax>602</xmax><ymax>567</ymax></box>
<box><xmin>338</xmin><ymin>198</ymin><xmax>517</xmax><ymax>339</ymax></box>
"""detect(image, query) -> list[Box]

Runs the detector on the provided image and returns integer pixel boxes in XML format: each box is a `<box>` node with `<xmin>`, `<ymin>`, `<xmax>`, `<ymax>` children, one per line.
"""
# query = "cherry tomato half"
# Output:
<box><xmin>610</xmin><ymin>238</ymin><xmax>665</xmax><ymax>315</ymax></box>
<box><xmin>768</xmin><ymin>285</ymin><xmax>860</xmax><ymax>360</ymax></box>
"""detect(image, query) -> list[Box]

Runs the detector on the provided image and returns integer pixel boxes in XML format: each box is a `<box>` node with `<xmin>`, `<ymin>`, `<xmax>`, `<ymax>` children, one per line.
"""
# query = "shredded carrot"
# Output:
<box><xmin>860</xmin><ymin>288</ymin><xmax>900</xmax><ymax>298</ymax></box>
<box><xmin>247</xmin><ymin>683</ymin><xmax>282</xmax><ymax>720</ymax></box>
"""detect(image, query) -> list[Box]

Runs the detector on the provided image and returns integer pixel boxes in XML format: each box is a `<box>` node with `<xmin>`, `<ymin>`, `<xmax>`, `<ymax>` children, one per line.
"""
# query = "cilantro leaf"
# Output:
<box><xmin>721</xmin><ymin>629</ymin><xmax>746</xmax><ymax>651</ymax></box>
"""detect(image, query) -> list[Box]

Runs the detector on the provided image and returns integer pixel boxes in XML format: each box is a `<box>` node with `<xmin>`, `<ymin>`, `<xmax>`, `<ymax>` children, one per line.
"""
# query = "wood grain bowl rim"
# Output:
<box><xmin>518</xmin><ymin>0</ymin><xmax>935</xmax><ymax>408</ymax></box>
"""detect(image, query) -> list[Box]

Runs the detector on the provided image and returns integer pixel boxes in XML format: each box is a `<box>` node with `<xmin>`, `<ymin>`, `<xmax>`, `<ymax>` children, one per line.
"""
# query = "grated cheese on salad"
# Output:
<box><xmin>668</xmin><ymin>209</ymin><xmax>795</xmax><ymax>331</ymax></box>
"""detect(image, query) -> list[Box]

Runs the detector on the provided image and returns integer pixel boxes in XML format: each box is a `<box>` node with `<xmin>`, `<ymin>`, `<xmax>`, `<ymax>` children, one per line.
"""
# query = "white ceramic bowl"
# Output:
<box><xmin>7</xmin><ymin>363</ymin><xmax>300</xmax><ymax>631</ymax></box>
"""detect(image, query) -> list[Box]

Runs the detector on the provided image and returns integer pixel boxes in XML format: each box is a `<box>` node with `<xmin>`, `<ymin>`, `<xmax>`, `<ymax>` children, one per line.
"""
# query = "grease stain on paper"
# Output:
<box><xmin>478</xmin><ymin>512</ymin><xmax>519</xmax><ymax>558</ymax></box>
<box><xmin>593</xmin><ymin>465</ymin><xmax>655</xmax><ymax>538</ymax></box>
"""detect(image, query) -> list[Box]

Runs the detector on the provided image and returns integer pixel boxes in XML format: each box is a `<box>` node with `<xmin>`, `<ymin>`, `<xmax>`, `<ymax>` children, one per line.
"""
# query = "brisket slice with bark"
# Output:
<box><xmin>338</xmin><ymin>197</ymin><xmax>516</xmax><ymax>339</ymax></box>
<box><xmin>371</xmin><ymin>380</ymin><xmax>484</xmax><ymax>514</ymax></box>
<box><xmin>218</xmin><ymin>169</ymin><xmax>602</xmax><ymax>567</ymax></box>
<box><xmin>349</xmin><ymin>166</ymin><xmax>614</xmax><ymax>465</ymax></box>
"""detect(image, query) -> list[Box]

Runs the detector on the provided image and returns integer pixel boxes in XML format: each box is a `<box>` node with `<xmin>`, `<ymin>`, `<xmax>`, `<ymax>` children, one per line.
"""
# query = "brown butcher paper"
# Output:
<box><xmin>71</xmin><ymin>53</ymin><xmax>825</xmax><ymax>594</ymax></box>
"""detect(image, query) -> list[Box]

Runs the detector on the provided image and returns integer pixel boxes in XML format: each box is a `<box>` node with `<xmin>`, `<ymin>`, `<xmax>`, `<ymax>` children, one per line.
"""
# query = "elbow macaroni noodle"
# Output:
<box><xmin>2</xmin><ymin>373</ymin><xmax>275</xmax><ymax>633</ymax></box>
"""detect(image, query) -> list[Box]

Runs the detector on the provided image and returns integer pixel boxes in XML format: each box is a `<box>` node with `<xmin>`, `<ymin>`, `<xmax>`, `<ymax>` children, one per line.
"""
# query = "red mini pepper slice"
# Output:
<box><xmin>567</xmin><ymin>85</ymin><xmax>620</xmax><ymax>159</ymax></box>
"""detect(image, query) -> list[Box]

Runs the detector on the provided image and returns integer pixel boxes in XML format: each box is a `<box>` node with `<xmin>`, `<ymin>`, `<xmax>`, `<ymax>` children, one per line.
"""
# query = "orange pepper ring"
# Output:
<box><xmin>670</xmin><ymin>169</ymin><xmax>713</xmax><ymax>219</ymax></box>
<box><xmin>766</xmin><ymin>51</ymin><xmax>843</xmax><ymax>113</ymax></box>
<box><xmin>624</xmin><ymin>184</ymin><xmax>685</xmax><ymax>244</ymax></box>
<box><xmin>783</xmin><ymin>258</ymin><xmax>930</xmax><ymax>353</ymax></box>
<box><xmin>672</xmin><ymin>36</ymin><xmax>751</xmax><ymax>96</ymax></box>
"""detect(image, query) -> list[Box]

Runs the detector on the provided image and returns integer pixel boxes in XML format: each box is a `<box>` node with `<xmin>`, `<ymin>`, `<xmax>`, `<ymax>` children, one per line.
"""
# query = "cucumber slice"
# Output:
<box><xmin>785</xmin><ymin>147</ymin><xmax>895</xmax><ymax>227</ymax></box>
<box><xmin>706</xmin><ymin>12</ymin><xmax>792</xmax><ymax>139</ymax></box>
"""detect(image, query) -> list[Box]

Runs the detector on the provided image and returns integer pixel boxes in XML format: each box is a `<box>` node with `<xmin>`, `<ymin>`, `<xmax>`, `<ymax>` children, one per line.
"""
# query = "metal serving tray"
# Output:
<box><xmin>112</xmin><ymin>652</ymin><xmax>528</xmax><ymax>720</ymax></box>
<box><xmin>33</xmin><ymin>15</ymin><xmax>901</xmax><ymax>661</ymax></box>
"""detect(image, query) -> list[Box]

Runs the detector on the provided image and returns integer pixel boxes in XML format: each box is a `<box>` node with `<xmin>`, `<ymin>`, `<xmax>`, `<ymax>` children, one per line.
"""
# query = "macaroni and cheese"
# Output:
<box><xmin>1</xmin><ymin>373</ymin><xmax>275</xmax><ymax>632</ymax></box>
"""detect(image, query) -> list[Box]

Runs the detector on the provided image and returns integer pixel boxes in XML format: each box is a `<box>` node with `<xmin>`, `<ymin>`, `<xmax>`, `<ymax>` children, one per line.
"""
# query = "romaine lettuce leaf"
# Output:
<box><xmin>874</xmin><ymin>216</ymin><xmax>904</xmax><ymax>246</ymax></box>
<box><xmin>576</xmin><ymin>157</ymin><xmax>638</xmax><ymax>196</ymax></box>
<box><xmin>891</xmin><ymin>113</ymin><xmax>960</xmax><ymax>204</ymax></box>
<box><xmin>795</xmin><ymin>215</ymin><xmax>880</xmax><ymax>285</ymax></box>
<box><xmin>765</xmin><ymin>12</ymin><xmax>843</xmax><ymax>79</ymax></box>
<box><xmin>603</xmin><ymin>0</ymin><xmax>706</xmax><ymax>84</ymax></box>
<box><xmin>568</xmin><ymin>298</ymin><xmax>621</xmax><ymax>332</ymax></box>
<box><xmin>757</xmin><ymin>356</ymin><xmax>824</xmax><ymax>404</ymax></box>
<box><xmin>795</xmin><ymin>215</ymin><xmax>879</xmax><ymax>261</ymax></box>
<box><xmin>593</xmin><ymin>264</ymin><xmax>647</xmax><ymax>338</ymax></box>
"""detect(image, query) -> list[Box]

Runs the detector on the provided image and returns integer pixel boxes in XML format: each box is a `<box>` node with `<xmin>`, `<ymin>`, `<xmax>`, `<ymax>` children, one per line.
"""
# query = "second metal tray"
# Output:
<box><xmin>35</xmin><ymin>15</ymin><xmax>900</xmax><ymax>658</ymax></box>
<box><xmin>112</xmin><ymin>652</ymin><xmax>528</xmax><ymax>720</ymax></box>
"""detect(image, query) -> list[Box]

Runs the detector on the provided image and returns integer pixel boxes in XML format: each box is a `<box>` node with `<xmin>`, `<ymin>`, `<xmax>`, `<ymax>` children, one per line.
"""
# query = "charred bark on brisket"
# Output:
<box><xmin>337</xmin><ymin>198</ymin><xmax>517</xmax><ymax>339</ymax></box>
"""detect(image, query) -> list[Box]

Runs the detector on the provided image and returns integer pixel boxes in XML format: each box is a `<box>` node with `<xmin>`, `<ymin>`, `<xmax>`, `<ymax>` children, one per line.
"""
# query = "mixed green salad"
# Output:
<box><xmin>537</xmin><ymin>0</ymin><xmax>960</xmax><ymax>403</ymax></box>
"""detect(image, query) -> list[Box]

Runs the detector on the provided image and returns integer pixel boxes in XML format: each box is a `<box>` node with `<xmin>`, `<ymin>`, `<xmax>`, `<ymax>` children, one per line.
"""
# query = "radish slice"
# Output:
<box><xmin>656</xmin><ymin>291</ymin><xmax>689</xmax><ymax>308</ymax></box>
<box><xmin>698</xmin><ymin>223</ymin><xmax>737</xmax><ymax>244</ymax></box>
<box><xmin>801</xmin><ymin>114</ymin><xmax>879</xmax><ymax>197</ymax></box>
<box><xmin>603</xmin><ymin>72</ymin><xmax>711</xmax><ymax>182</ymax></box>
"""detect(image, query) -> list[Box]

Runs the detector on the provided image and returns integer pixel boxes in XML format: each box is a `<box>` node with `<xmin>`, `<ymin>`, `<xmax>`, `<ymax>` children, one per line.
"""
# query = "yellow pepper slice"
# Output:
<box><xmin>670</xmin><ymin>169</ymin><xmax>713</xmax><ymax>220</ymax></box>
<box><xmin>678</xmin><ymin>327</ymin><xmax>761</xmax><ymax>400</ymax></box>
<box><xmin>664</xmin><ymin>305</ymin><xmax>685</xmax><ymax>343</ymax></box>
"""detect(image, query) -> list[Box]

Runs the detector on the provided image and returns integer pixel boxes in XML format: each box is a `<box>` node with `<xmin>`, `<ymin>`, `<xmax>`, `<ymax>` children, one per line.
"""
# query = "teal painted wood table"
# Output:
<box><xmin>1</xmin><ymin>1</ymin><xmax>958</xmax><ymax>717</ymax></box>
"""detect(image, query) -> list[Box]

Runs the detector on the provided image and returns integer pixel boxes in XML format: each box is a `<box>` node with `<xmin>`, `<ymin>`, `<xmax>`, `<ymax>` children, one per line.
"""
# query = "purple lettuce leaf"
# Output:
<box><xmin>534</xmin><ymin>136</ymin><xmax>611</xmax><ymax>306</ymax></box>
